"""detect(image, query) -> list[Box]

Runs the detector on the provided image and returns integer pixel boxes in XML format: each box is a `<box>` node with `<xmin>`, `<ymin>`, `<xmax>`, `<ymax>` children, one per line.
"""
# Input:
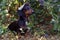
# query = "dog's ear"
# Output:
<box><xmin>18</xmin><ymin>3</ymin><xmax>25</xmax><ymax>10</ymax></box>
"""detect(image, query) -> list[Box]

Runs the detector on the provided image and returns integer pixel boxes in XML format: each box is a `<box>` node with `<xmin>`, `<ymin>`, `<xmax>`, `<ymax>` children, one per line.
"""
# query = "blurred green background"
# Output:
<box><xmin>0</xmin><ymin>0</ymin><xmax>60</xmax><ymax>35</ymax></box>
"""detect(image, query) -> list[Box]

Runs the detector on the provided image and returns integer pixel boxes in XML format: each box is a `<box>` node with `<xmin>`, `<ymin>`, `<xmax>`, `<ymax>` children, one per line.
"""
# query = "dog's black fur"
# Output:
<box><xmin>8</xmin><ymin>3</ymin><xmax>33</xmax><ymax>36</ymax></box>
<box><xmin>8</xmin><ymin>21</ymin><xmax>28</xmax><ymax>36</ymax></box>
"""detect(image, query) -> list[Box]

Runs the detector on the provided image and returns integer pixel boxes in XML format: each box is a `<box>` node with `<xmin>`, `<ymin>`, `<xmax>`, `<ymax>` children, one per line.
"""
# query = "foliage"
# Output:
<box><xmin>0</xmin><ymin>0</ymin><xmax>60</xmax><ymax>35</ymax></box>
